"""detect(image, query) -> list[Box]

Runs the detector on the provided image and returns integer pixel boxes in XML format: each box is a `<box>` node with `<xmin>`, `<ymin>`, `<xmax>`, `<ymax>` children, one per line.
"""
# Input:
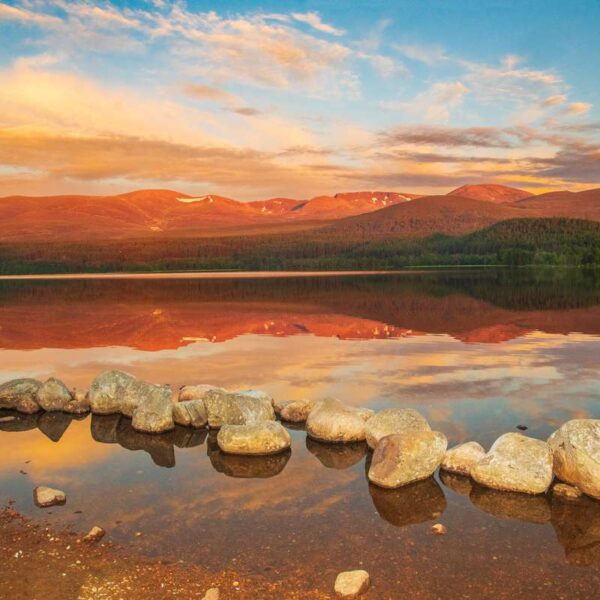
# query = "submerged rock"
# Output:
<box><xmin>37</xmin><ymin>378</ymin><xmax>72</xmax><ymax>412</ymax></box>
<box><xmin>369</xmin><ymin>478</ymin><xmax>446</xmax><ymax>527</ymax></box>
<box><xmin>34</xmin><ymin>486</ymin><xmax>66</xmax><ymax>508</ymax></box>
<box><xmin>553</xmin><ymin>482</ymin><xmax>582</xmax><ymax>501</ymax></box>
<box><xmin>306</xmin><ymin>398</ymin><xmax>369</xmax><ymax>443</ymax></box>
<box><xmin>172</xmin><ymin>399</ymin><xmax>208</xmax><ymax>428</ymax></box>
<box><xmin>83</xmin><ymin>525</ymin><xmax>106</xmax><ymax>542</ymax></box>
<box><xmin>203</xmin><ymin>389</ymin><xmax>275</xmax><ymax>429</ymax></box>
<box><xmin>441</xmin><ymin>441</ymin><xmax>486</xmax><ymax>476</ymax></box>
<box><xmin>368</xmin><ymin>430</ymin><xmax>447</xmax><ymax>488</ymax></box>
<box><xmin>334</xmin><ymin>570</ymin><xmax>370</xmax><ymax>598</ymax></box>
<box><xmin>548</xmin><ymin>419</ymin><xmax>600</xmax><ymax>500</ymax></box>
<box><xmin>131</xmin><ymin>384</ymin><xmax>174</xmax><ymax>434</ymax></box>
<box><xmin>89</xmin><ymin>370</ymin><xmax>137</xmax><ymax>415</ymax></box>
<box><xmin>306</xmin><ymin>437</ymin><xmax>367</xmax><ymax>469</ymax></box>
<box><xmin>0</xmin><ymin>379</ymin><xmax>42</xmax><ymax>413</ymax></box>
<box><xmin>471</xmin><ymin>433</ymin><xmax>553</xmax><ymax>495</ymax></box>
<box><xmin>280</xmin><ymin>399</ymin><xmax>315</xmax><ymax>423</ymax></box>
<box><xmin>365</xmin><ymin>408</ymin><xmax>431</xmax><ymax>449</ymax></box>
<box><xmin>217</xmin><ymin>421</ymin><xmax>291</xmax><ymax>455</ymax></box>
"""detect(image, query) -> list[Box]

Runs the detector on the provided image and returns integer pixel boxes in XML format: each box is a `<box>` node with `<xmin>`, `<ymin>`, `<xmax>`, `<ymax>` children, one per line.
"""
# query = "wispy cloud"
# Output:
<box><xmin>291</xmin><ymin>11</ymin><xmax>345</xmax><ymax>36</ymax></box>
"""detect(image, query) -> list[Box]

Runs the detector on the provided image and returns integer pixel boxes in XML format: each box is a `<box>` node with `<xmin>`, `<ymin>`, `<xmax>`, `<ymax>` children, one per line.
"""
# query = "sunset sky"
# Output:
<box><xmin>1</xmin><ymin>0</ymin><xmax>599</xmax><ymax>199</ymax></box>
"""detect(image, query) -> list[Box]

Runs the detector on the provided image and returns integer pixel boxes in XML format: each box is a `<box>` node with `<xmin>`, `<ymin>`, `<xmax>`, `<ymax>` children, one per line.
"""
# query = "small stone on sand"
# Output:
<box><xmin>431</xmin><ymin>523</ymin><xmax>448</xmax><ymax>535</ymax></box>
<box><xmin>83</xmin><ymin>526</ymin><xmax>105</xmax><ymax>542</ymax></box>
<box><xmin>334</xmin><ymin>570</ymin><xmax>370</xmax><ymax>598</ymax></box>
<box><xmin>33</xmin><ymin>486</ymin><xmax>66</xmax><ymax>508</ymax></box>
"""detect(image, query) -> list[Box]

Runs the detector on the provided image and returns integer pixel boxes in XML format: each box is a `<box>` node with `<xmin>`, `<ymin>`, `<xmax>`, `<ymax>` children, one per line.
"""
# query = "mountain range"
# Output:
<box><xmin>2</xmin><ymin>183</ymin><xmax>598</xmax><ymax>243</ymax></box>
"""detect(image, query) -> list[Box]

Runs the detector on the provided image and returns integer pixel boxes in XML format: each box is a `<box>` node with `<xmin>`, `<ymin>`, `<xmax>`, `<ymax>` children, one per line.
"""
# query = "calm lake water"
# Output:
<box><xmin>1</xmin><ymin>269</ymin><xmax>600</xmax><ymax>598</ymax></box>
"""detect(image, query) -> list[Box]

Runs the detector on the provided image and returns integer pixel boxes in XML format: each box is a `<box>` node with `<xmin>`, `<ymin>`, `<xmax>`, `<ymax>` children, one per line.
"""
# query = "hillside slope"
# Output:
<box><xmin>512</xmin><ymin>188</ymin><xmax>600</xmax><ymax>220</ymax></box>
<box><xmin>447</xmin><ymin>184</ymin><xmax>533</xmax><ymax>203</ymax></box>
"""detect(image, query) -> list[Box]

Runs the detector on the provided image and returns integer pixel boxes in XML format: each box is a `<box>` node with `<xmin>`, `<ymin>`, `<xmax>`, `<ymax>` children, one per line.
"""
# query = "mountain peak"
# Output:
<box><xmin>447</xmin><ymin>184</ymin><xmax>533</xmax><ymax>203</ymax></box>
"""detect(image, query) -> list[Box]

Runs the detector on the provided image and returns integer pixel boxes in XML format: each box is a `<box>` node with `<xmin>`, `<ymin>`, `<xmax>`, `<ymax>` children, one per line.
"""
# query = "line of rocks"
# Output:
<box><xmin>2</xmin><ymin>373</ymin><xmax>600</xmax><ymax>501</ymax></box>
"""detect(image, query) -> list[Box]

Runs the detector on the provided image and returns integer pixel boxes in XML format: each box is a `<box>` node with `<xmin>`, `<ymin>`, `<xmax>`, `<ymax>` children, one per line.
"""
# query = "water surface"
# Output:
<box><xmin>1</xmin><ymin>269</ymin><xmax>600</xmax><ymax>598</ymax></box>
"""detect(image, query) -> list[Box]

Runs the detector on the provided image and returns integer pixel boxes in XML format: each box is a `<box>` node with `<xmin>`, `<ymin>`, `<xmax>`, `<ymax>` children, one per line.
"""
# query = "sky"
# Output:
<box><xmin>0</xmin><ymin>0</ymin><xmax>599</xmax><ymax>200</ymax></box>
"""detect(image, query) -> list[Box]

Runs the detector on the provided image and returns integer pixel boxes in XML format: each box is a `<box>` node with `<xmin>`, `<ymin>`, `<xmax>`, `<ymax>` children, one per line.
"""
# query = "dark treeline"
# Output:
<box><xmin>0</xmin><ymin>218</ymin><xmax>599</xmax><ymax>275</ymax></box>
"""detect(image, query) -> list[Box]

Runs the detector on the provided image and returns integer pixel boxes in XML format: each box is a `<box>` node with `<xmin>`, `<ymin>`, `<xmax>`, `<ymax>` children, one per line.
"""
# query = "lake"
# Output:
<box><xmin>1</xmin><ymin>269</ymin><xmax>600</xmax><ymax>598</ymax></box>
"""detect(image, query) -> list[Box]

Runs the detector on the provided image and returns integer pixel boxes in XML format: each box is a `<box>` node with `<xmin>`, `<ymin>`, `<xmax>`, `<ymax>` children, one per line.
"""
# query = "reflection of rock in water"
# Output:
<box><xmin>38</xmin><ymin>411</ymin><xmax>73</xmax><ymax>442</ymax></box>
<box><xmin>551</xmin><ymin>495</ymin><xmax>600</xmax><ymax>565</ymax></box>
<box><xmin>369</xmin><ymin>478</ymin><xmax>446</xmax><ymax>527</ymax></box>
<box><xmin>306</xmin><ymin>436</ymin><xmax>367</xmax><ymax>469</ymax></box>
<box><xmin>208</xmin><ymin>431</ymin><xmax>290</xmax><ymax>478</ymax></box>
<box><xmin>90</xmin><ymin>414</ymin><xmax>207</xmax><ymax>468</ymax></box>
<box><xmin>91</xmin><ymin>414</ymin><xmax>121</xmax><ymax>443</ymax></box>
<box><xmin>440</xmin><ymin>470</ymin><xmax>473</xmax><ymax>497</ymax></box>
<box><xmin>470</xmin><ymin>484</ymin><xmax>551</xmax><ymax>524</ymax></box>
<box><xmin>117</xmin><ymin>418</ymin><xmax>176</xmax><ymax>468</ymax></box>
<box><xmin>0</xmin><ymin>410</ymin><xmax>39</xmax><ymax>432</ymax></box>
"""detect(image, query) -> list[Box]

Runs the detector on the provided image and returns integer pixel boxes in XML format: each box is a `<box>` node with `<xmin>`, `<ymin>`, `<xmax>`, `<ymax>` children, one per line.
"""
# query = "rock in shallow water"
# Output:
<box><xmin>173</xmin><ymin>399</ymin><xmax>208</xmax><ymax>428</ymax></box>
<box><xmin>0</xmin><ymin>379</ymin><xmax>42</xmax><ymax>413</ymax></box>
<box><xmin>280</xmin><ymin>399</ymin><xmax>315</xmax><ymax>423</ymax></box>
<box><xmin>34</xmin><ymin>486</ymin><xmax>66</xmax><ymax>508</ymax></box>
<box><xmin>217</xmin><ymin>421</ymin><xmax>291</xmax><ymax>455</ymax></box>
<box><xmin>37</xmin><ymin>378</ymin><xmax>72</xmax><ymax>411</ymax></box>
<box><xmin>368</xmin><ymin>430</ymin><xmax>447</xmax><ymax>488</ymax></box>
<box><xmin>441</xmin><ymin>441</ymin><xmax>486</xmax><ymax>476</ymax></box>
<box><xmin>306</xmin><ymin>398</ymin><xmax>371</xmax><ymax>443</ymax></box>
<box><xmin>179</xmin><ymin>384</ymin><xmax>224</xmax><ymax>402</ymax></box>
<box><xmin>203</xmin><ymin>389</ymin><xmax>274</xmax><ymax>428</ymax></box>
<box><xmin>89</xmin><ymin>370</ymin><xmax>137</xmax><ymax>415</ymax></box>
<box><xmin>334</xmin><ymin>570</ymin><xmax>370</xmax><ymax>598</ymax></box>
<box><xmin>553</xmin><ymin>482</ymin><xmax>582</xmax><ymax>501</ymax></box>
<box><xmin>548</xmin><ymin>419</ymin><xmax>600</xmax><ymax>500</ymax></box>
<box><xmin>471</xmin><ymin>432</ymin><xmax>553</xmax><ymax>495</ymax></box>
<box><xmin>131</xmin><ymin>384</ymin><xmax>174</xmax><ymax>433</ymax></box>
<box><xmin>83</xmin><ymin>525</ymin><xmax>106</xmax><ymax>542</ymax></box>
<box><xmin>63</xmin><ymin>389</ymin><xmax>90</xmax><ymax>414</ymax></box>
<box><xmin>365</xmin><ymin>408</ymin><xmax>431</xmax><ymax>449</ymax></box>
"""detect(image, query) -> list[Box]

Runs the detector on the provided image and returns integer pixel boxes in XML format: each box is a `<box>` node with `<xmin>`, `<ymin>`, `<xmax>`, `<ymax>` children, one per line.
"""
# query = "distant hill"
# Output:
<box><xmin>326</xmin><ymin>195</ymin><xmax>534</xmax><ymax>237</ymax></box>
<box><xmin>511</xmin><ymin>188</ymin><xmax>600</xmax><ymax>220</ymax></box>
<box><xmin>447</xmin><ymin>184</ymin><xmax>533</xmax><ymax>203</ymax></box>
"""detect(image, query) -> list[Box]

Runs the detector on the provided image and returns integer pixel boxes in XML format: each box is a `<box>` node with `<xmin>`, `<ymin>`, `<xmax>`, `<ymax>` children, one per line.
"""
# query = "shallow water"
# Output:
<box><xmin>1</xmin><ymin>269</ymin><xmax>600</xmax><ymax>598</ymax></box>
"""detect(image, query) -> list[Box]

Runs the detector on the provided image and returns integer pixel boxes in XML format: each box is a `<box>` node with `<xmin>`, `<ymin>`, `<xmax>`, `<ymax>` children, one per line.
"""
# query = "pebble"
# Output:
<box><xmin>33</xmin><ymin>486</ymin><xmax>66</xmax><ymax>508</ymax></box>
<box><xmin>83</xmin><ymin>526</ymin><xmax>106</xmax><ymax>542</ymax></box>
<box><xmin>552</xmin><ymin>482</ymin><xmax>582</xmax><ymax>500</ymax></box>
<box><xmin>201</xmin><ymin>588</ymin><xmax>220</xmax><ymax>600</ymax></box>
<box><xmin>431</xmin><ymin>523</ymin><xmax>448</xmax><ymax>535</ymax></box>
<box><xmin>334</xmin><ymin>570</ymin><xmax>370</xmax><ymax>598</ymax></box>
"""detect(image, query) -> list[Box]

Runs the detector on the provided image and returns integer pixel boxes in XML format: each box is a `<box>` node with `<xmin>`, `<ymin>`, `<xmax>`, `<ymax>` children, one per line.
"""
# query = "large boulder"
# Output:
<box><xmin>217</xmin><ymin>422</ymin><xmax>291</xmax><ymax>455</ymax></box>
<box><xmin>179</xmin><ymin>384</ymin><xmax>224</xmax><ymax>402</ymax></box>
<box><xmin>306</xmin><ymin>398</ymin><xmax>370</xmax><ymax>443</ymax></box>
<box><xmin>365</xmin><ymin>408</ymin><xmax>431</xmax><ymax>449</ymax></box>
<box><xmin>0</xmin><ymin>379</ymin><xmax>42</xmax><ymax>413</ymax></box>
<box><xmin>548</xmin><ymin>419</ymin><xmax>600</xmax><ymax>500</ymax></box>
<box><xmin>280</xmin><ymin>399</ymin><xmax>315</xmax><ymax>423</ymax></box>
<box><xmin>131</xmin><ymin>384</ymin><xmax>174</xmax><ymax>434</ymax></box>
<box><xmin>37</xmin><ymin>378</ymin><xmax>72</xmax><ymax>412</ymax></box>
<box><xmin>173</xmin><ymin>399</ymin><xmax>208</xmax><ymax>428</ymax></box>
<box><xmin>203</xmin><ymin>389</ymin><xmax>275</xmax><ymax>429</ymax></box>
<box><xmin>89</xmin><ymin>370</ymin><xmax>137</xmax><ymax>414</ymax></box>
<box><xmin>121</xmin><ymin>377</ymin><xmax>172</xmax><ymax>418</ymax></box>
<box><xmin>441</xmin><ymin>441</ymin><xmax>486</xmax><ymax>476</ymax></box>
<box><xmin>471</xmin><ymin>433</ymin><xmax>553</xmax><ymax>495</ymax></box>
<box><xmin>368</xmin><ymin>430</ymin><xmax>447</xmax><ymax>488</ymax></box>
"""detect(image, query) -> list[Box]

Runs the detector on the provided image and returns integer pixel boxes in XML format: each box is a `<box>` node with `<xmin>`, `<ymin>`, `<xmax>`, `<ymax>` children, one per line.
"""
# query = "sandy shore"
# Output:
<box><xmin>0</xmin><ymin>507</ymin><xmax>328</xmax><ymax>600</ymax></box>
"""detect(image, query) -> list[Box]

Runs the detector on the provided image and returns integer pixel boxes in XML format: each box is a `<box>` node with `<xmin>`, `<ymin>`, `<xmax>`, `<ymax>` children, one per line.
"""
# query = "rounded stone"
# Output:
<box><xmin>217</xmin><ymin>421</ymin><xmax>291</xmax><ymax>455</ymax></box>
<box><xmin>37</xmin><ymin>378</ymin><xmax>73</xmax><ymax>412</ymax></box>
<box><xmin>334</xmin><ymin>570</ymin><xmax>370</xmax><ymax>598</ymax></box>
<box><xmin>441</xmin><ymin>441</ymin><xmax>486</xmax><ymax>476</ymax></box>
<box><xmin>368</xmin><ymin>430</ymin><xmax>448</xmax><ymax>488</ymax></box>
<box><xmin>365</xmin><ymin>408</ymin><xmax>431</xmax><ymax>449</ymax></box>
<box><xmin>306</xmin><ymin>398</ymin><xmax>370</xmax><ymax>443</ymax></box>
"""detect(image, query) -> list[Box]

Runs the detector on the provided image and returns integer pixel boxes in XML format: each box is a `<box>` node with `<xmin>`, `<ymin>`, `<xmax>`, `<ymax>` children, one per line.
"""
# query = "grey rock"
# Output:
<box><xmin>131</xmin><ymin>384</ymin><xmax>174</xmax><ymax>434</ymax></box>
<box><xmin>334</xmin><ymin>570</ymin><xmax>370</xmax><ymax>598</ymax></box>
<box><xmin>173</xmin><ymin>399</ymin><xmax>208</xmax><ymax>428</ymax></box>
<box><xmin>0</xmin><ymin>379</ymin><xmax>42</xmax><ymax>413</ymax></box>
<box><xmin>34</xmin><ymin>486</ymin><xmax>66</xmax><ymax>507</ymax></box>
<box><xmin>37</xmin><ymin>378</ymin><xmax>72</xmax><ymax>412</ymax></box>
<box><xmin>89</xmin><ymin>370</ymin><xmax>136</xmax><ymax>415</ymax></box>
<box><xmin>203</xmin><ymin>389</ymin><xmax>275</xmax><ymax>429</ymax></box>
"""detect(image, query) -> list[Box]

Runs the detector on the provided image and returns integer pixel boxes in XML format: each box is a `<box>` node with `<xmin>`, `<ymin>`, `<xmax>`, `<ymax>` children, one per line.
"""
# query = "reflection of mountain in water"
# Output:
<box><xmin>0</xmin><ymin>270</ymin><xmax>598</xmax><ymax>350</ymax></box>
